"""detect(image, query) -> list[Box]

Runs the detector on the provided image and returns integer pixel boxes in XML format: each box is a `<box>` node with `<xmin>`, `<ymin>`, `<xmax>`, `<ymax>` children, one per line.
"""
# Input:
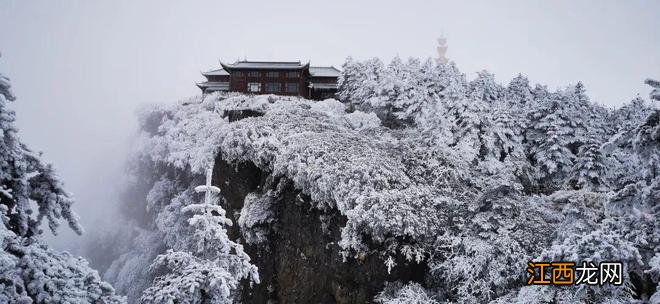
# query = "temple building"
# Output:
<box><xmin>196</xmin><ymin>60</ymin><xmax>340</xmax><ymax>100</ymax></box>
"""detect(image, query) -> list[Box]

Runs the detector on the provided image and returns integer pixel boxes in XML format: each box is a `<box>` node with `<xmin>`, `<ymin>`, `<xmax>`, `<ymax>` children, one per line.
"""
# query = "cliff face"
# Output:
<box><xmin>213</xmin><ymin>155</ymin><xmax>427</xmax><ymax>303</ymax></box>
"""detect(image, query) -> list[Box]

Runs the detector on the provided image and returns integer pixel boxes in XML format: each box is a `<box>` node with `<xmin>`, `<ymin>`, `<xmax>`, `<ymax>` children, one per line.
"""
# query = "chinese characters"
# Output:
<box><xmin>527</xmin><ymin>261</ymin><xmax>623</xmax><ymax>286</ymax></box>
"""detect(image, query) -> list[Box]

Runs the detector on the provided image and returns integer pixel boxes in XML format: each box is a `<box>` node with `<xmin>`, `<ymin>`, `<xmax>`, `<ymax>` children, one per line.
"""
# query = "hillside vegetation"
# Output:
<box><xmin>101</xmin><ymin>58</ymin><xmax>659</xmax><ymax>303</ymax></box>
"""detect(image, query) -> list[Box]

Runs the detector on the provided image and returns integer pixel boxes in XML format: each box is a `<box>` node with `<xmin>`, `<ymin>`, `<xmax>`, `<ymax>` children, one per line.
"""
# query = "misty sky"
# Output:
<box><xmin>0</xmin><ymin>0</ymin><xmax>659</xmax><ymax>249</ymax></box>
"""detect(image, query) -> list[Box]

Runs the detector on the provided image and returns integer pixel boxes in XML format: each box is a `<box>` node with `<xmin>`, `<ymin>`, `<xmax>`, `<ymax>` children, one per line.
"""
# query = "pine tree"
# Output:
<box><xmin>0</xmin><ymin>63</ymin><xmax>124</xmax><ymax>303</ymax></box>
<box><xmin>486</xmin><ymin>102</ymin><xmax>524</xmax><ymax>162</ymax></box>
<box><xmin>535</xmin><ymin>124</ymin><xmax>574</xmax><ymax>184</ymax></box>
<box><xmin>566</xmin><ymin>139</ymin><xmax>608</xmax><ymax>191</ymax></box>
<box><xmin>375</xmin><ymin>56</ymin><xmax>417</xmax><ymax>125</ymax></box>
<box><xmin>612</xmin><ymin>96</ymin><xmax>654</xmax><ymax>134</ymax></box>
<box><xmin>526</xmin><ymin>97</ymin><xmax>575</xmax><ymax>188</ymax></box>
<box><xmin>605</xmin><ymin>110</ymin><xmax>660</xmax><ymax>300</ymax></box>
<box><xmin>469</xmin><ymin>70</ymin><xmax>503</xmax><ymax>103</ymax></box>
<box><xmin>413</xmin><ymin>61</ymin><xmax>467</xmax><ymax>133</ymax></box>
<box><xmin>445</xmin><ymin>94</ymin><xmax>490</xmax><ymax>162</ymax></box>
<box><xmin>0</xmin><ymin>74</ymin><xmax>82</xmax><ymax>238</ymax></box>
<box><xmin>565</xmin><ymin>82</ymin><xmax>602</xmax><ymax>145</ymax></box>
<box><xmin>337</xmin><ymin>57</ymin><xmax>360</xmax><ymax>104</ymax></box>
<box><xmin>338</xmin><ymin>57</ymin><xmax>385</xmax><ymax>113</ymax></box>
<box><xmin>141</xmin><ymin>168</ymin><xmax>259</xmax><ymax>304</ymax></box>
<box><xmin>505</xmin><ymin>74</ymin><xmax>533</xmax><ymax>105</ymax></box>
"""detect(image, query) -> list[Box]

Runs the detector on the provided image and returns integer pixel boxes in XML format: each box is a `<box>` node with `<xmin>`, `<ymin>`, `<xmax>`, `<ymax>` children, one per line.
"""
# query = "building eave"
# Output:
<box><xmin>308</xmin><ymin>82</ymin><xmax>338</xmax><ymax>90</ymax></box>
<box><xmin>219</xmin><ymin>61</ymin><xmax>233</xmax><ymax>72</ymax></box>
<box><xmin>201</xmin><ymin>69</ymin><xmax>229</xmax><ymax>77</ymax></box>
<box><xmin>196</xmin><ymin>81</ymin><xmax>229</xmax><ymax>88</ymax></box>
<box><xmin>219</xmin><ymin>60</ymin><xmax>310</xmax><ymax>70</ymax></box>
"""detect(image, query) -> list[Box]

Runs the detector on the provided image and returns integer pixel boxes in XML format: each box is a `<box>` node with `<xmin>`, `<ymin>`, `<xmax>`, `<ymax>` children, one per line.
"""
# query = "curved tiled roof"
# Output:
<box><xmin>220</xmin><ymin>60</ymin><xmax>309</xmax><ymax>70</ymax></box>
<box><xmin>202</xmin><ymin>69</ymin><xmax>229</xmax><ymax>76</ymax></box>
<box><xmin>309</xmin><ymin>66</ymin><xmax>341</xmax><ymax>77</ymax></box>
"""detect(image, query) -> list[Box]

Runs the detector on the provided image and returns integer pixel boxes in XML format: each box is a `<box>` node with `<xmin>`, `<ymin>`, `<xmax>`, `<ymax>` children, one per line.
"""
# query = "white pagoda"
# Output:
<box><xmin>436</xmin><ymin>36</ymin><xmax>449</xmax><ymax>64</ymax></box>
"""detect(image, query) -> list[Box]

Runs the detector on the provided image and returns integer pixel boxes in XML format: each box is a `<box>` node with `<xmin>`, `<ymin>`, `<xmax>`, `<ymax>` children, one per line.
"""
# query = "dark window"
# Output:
<box><xmin>287</xmin><ymin>71</ymin><xmax>299</xmax><ymax>78</ymax></box>
<box><xmin>233</xmin><ymin>71</ymin><xmax>244</xmax><ymax>77</ymax></box>
<box><xmin>266</xmin><ymin>71</ymin><xmax>279</xmax><ymax>78</ymax></box>
<box><xmin>286</xmin><ymin>83</ymin><xmax>299</xmax><ymax>93</ymax></box>
<box><xmin>265</xmin><ymin>83</ymin><xmax>281</xmax><ymax>93</ymax></box>
<box><xmin>248</xmin><ymin>71</ymin><xmax>260</xmax><ymax>78</ymax></box>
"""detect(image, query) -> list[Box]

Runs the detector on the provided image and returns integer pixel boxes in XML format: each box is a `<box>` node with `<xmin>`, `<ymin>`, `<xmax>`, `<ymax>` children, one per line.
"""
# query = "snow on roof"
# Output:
<box><xmin>204</xmin><ymin>62</ymin><xmax>340</xmax><ymax>76</ymax></box>
<box><xmin>309</xmin><ymin>66</ymin><xmax>341</xmax><ymax>78</ymax></box>
<box><xmin>221</xmin><ymin>60</ymin><xmax>308</xmax><ymax>70</ymax></box>
<box><xmin>202</xmin><ymin>69</ymin><xmax>229</xmax><ymax>76</ymax></box>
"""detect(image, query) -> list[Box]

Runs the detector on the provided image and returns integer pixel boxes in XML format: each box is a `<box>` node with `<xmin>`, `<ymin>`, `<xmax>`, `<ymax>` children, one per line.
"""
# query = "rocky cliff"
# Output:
<box><xmin>213</xmin><ymin>139</ymin><xmax>426</xmax><ymax>303</ymax></box>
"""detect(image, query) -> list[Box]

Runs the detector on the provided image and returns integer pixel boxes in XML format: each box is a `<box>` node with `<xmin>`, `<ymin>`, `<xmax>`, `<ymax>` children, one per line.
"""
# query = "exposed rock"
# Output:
<box><xmin>212</xmin><ymin>155</ymin><xmax>427</xmax><ymax>304</ymax></box>
<box><xmin>225</xmin><ymin>109</ymin><xmax>265</xmax><ymax>122</ymax></box>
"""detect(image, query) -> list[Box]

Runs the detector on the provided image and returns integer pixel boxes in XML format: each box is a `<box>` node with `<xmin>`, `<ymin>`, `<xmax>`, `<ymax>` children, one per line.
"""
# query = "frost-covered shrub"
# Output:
<box><xmin>344</xmin><ymin>111</ymin><xmax>381</xmax><ymax>130</ymax></box>
<box><xmin>374</xmin><ymin>282</ymin><xmax>438</xmax><ymax>304</ymax></box>
<box><xmin>134</xmin><ymin>95</ymin><xmax>229</xmax><ymax>173</ymax></box>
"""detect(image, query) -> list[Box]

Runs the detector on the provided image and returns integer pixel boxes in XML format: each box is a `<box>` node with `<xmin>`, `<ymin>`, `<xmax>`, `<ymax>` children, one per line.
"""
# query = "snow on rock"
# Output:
<box><xmin>238</xmin><ymin>191</ymin><xmax>276</xmax><ymax>245</ymax></box>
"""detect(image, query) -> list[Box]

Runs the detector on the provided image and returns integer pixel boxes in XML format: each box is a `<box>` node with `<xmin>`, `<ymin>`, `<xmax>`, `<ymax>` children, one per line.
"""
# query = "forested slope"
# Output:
<box><xmin>99</xmin><ymin>58</ymin><xmax>659</xmax><ymax>303</ymax></box>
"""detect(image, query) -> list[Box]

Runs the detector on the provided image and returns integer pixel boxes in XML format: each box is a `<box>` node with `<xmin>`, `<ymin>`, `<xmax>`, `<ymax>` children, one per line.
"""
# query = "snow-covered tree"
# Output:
<box><xmin>0</xmin><ymin>75</ymin><xmax>81</xmax><ymax>238</ymax></box>
<box><xmin>141</xmin><ymin>168</ymin><xmax>259</xmax><ymax>304</ymax></box>
<box><xmin>566</xmin><ymin>139</ymin><xmax>608</xmax><ymax>191</ymax></box>
<box><xmin>504</xmin><ymin>74</ymin><xmax>534</xmax><ymax>105</ymax></box>
<box><xmin>445</xmin><ymin>95</ymin><xmax>490</xmax><ymax>162</ymax></box>
<box><xmin>0</xmin><ymin>64</ymin><xmax>124</xmax><ymax>303</ymax></box>
<box><xmin>611</xmin><ymin>96</ymin><xmax>654</xmax><ymax>134</ymax></box>
<box><xmin>484</xmin><ymin>102</ymin><xmax>525</xmax><ymax>162</ymax></box>
<box><xmin>468</xmin><ymin>70</ymin><xmax>503</xmax><ymax>103</ymax></box>
<box><xmin>337</xmin><ymin>57</ymin><xmax>362</xmax><ymax>104</ymax></box>
<box><xmin>525</xmin><ymin>95</ymin><xmax>577</xmax><ymax>188</ymax></box>
<box><xmin>337</xmin><ymin>57</ymin><xmax>386</xmax><ymax>114</ymax></box>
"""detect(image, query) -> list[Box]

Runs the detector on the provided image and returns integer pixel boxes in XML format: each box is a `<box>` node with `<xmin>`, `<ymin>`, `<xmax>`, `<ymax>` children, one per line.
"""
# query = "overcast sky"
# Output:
<box><xmin>0</xmin><ymin>0</ymin><xmax>658</xmax><ymax>249</ymax></box>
